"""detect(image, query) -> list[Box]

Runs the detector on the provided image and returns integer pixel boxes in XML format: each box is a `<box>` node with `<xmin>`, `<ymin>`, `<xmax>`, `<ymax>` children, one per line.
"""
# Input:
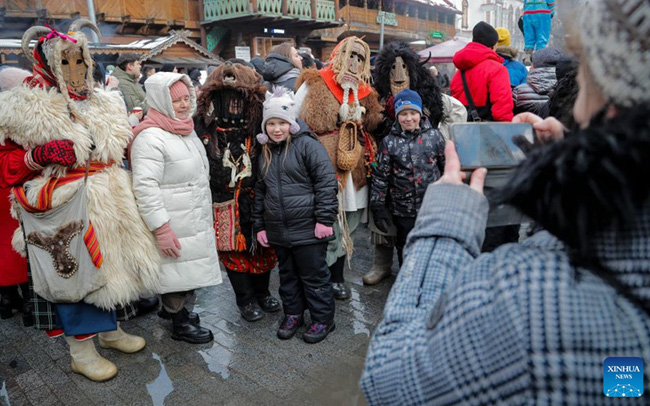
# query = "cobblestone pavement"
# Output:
<box><xmin>0</xmin><ymin>225</ymin><xmax>397</xmax><ymax>406</ymax></box>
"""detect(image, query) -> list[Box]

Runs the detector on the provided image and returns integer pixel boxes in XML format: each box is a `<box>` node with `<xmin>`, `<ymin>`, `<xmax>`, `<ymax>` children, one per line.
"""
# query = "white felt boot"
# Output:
<box><xmin>98</xmin><ymin>322</ymin><xmax>146</xmax><ymax>354</ymax></box>
<box><xmin>65</xmin><ymin>336</ymin><xmax>118</xmax><ymax>382</ymax></box>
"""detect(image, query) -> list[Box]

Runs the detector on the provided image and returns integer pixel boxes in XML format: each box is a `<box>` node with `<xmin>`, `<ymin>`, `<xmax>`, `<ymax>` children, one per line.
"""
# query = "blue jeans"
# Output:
<box><xmin>523</xmin><ymin>13</ymin><xmax>551</xmax><ymax>50</ymax></box>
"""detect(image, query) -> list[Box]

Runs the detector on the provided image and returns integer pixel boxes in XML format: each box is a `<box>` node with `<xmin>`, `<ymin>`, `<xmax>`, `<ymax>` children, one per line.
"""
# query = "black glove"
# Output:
<box><xmin>371</xmin><ymin>204</ymin><xmax>392</xmax><ymax>233</ymax></box>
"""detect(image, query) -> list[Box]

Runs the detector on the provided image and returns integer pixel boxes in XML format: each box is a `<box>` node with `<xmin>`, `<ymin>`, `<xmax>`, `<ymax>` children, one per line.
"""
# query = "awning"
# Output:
<box><xmin>144</xmin><ymin>56</ymin><xmax>220</xmax><ymax>68</ymax></box>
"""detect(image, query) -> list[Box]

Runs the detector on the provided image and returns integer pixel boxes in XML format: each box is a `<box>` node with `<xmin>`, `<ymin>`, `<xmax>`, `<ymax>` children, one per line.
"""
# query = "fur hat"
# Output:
<box><xmin>0</xmin><ymin>67</ymin><xmax>31</xmax><ymax>91</ymax></box>
<box><xmin>579</xmin><ymin>0</ymin><xmax>650</xmax><ymax>107</ymax></box>
<box><xmin>496</xmin><ymin>27</ymin><xmax>511</xmax><ymax>47</ymax></box>
<box><xmin>472</xmin><ymin>22</ymin><xmax>499</xmax><ymax>48</ymax></box>
<box><xmin>257</xmin><ymin>87</ymin><xmax>300</xmax><ymax>144</ymax></box>
<box><xmin>394</xmin><ymin>89</ymin><xmax>423</xmax><ymax>116</ymax></box>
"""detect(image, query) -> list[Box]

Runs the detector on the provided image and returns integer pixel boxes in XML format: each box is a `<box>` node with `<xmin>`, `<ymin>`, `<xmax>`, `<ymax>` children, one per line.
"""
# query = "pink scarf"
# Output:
<box><xmin>133</xmin><ymin>107</ymin><xmax>194</xmax><ymax>138</ymax></box>
<box><xmin>128</xmin><ymin>108</ymin><xmax>194</xmax><ymax>162</ymax></box>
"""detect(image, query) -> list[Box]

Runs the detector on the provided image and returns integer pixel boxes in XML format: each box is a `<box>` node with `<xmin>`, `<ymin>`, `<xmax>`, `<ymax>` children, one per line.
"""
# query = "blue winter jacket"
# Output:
<box><xmin>498</xmin><ymin>46</ymin><xmax>528</xmax><ymax>87</ymax></box>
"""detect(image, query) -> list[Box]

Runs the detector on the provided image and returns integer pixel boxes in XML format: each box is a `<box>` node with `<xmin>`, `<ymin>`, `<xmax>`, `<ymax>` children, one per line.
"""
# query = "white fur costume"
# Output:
<box><xmin>0</xmin><ymin>85</ymin><xmax>161</xmax><ymax>310</ymax></box>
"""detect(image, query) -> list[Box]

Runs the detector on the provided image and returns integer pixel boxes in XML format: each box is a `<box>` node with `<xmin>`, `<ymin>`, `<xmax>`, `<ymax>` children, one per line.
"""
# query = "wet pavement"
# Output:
<box><xmin>0</xmin><ymin>225</ymin><xmax>397</xmax><ymax>406</ymax></box>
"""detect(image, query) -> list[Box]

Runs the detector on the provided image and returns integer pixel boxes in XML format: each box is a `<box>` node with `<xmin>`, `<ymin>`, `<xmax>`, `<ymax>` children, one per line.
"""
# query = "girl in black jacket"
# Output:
<box><xmin>253</xmin><ymin>89</ymin><xmax>338</xmax><ymax>344</ymax></box>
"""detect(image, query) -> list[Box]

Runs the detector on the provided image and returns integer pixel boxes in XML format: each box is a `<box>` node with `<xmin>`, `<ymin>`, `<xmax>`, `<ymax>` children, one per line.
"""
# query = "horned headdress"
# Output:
<box><xmin>21</xmin><ymin>19</ymin><xmax>101</xmax><ymax>117</ymax></box>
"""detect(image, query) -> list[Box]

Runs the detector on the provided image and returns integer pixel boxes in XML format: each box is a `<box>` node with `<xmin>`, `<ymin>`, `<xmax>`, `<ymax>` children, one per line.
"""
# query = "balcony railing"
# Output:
<box><xmin>204</xmin><ymin>0</ymin><xmax>337</xmax><ymax>23</ymax></box>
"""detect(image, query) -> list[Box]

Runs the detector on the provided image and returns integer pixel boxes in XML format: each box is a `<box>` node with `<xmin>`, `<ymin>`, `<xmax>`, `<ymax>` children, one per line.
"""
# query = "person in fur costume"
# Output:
<box><xmin>194</xmin><ymin>59</ymin><xmax>281</xmax><ymax>322</ymax></box>
<box><xmin>294</xmin><ymin>36</ymin><xmax>383</xmax><ymax>300</ymax></box>
<box><xmin>362</xmin><ymin>0</ymin><xmax>650</xmax><ymax>403</ymax></box>
<box><xmin>363</xmin><ymin>41</ymin><xmax>449</xmax><ymax>286</ymax></box>
<box><xmin>0</xmin><ymin>21</ymin><xmax>160</xmax><ymax>382</ymax></box>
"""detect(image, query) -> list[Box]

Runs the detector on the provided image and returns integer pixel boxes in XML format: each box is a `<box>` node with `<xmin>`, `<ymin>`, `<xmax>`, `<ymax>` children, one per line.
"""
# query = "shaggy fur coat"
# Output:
<box><xmin>194</xmin><ymin>61</ymin><xmax>266</xmax><ymax>250</ymax></box>
<box><xmin>0</xmin><ymin>85</ymin><xmax>161</xmax><ymax>310</ymax></box>
<box><xmin>295</xmin><ymin>69</ymin><xmax>383</xmax><ymax>190</ymax></box>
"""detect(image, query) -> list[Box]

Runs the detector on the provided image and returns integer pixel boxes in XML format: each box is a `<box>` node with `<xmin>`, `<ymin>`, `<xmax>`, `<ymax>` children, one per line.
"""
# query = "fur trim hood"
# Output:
<box><xmin>496</xmin><ymin>46</ymin><xmax>518</xmax><ymax>60</ymax></box>
<box><xmin>499</xmin><ymin>106</ymin><xmax>650</xmax><ymax>258</ymax></box>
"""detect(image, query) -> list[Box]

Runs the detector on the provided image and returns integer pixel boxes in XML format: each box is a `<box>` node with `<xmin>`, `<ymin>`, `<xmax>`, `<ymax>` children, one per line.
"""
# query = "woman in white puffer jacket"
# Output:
<box><xmin>130</xmin><ymin>72</ymin><xmax>221</xmax><ymax>344</ymax></box>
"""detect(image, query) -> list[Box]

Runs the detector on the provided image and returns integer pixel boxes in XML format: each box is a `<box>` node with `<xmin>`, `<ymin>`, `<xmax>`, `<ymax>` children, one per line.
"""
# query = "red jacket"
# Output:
<box><xmin>450</xmin><ymin>42</ymin><xmax>514</xmax><ymax>122</ymax></box>
<box><xmin>0</xmin><ymin>141</ymin><xmax>39</xmax><ymax>286</ymax></box>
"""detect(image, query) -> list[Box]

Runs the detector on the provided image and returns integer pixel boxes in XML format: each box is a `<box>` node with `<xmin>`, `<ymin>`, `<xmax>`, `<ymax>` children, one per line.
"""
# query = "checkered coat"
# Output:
<box><xmin>361</xmin><ymin>183</ymin><xmax>650</xmax><ymax>405</ymax></box>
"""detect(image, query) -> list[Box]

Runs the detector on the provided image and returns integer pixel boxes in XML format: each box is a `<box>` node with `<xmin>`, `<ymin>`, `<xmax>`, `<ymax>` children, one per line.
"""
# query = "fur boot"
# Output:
<box><xmin>65</xmin><ymin>336</ymin><xmax>118</xmax><ymax>382</ymax></box>
<box><xmin>362</xmin><ymin>244</ymin><xmax>394</xmax><ymax>285</ymax></box>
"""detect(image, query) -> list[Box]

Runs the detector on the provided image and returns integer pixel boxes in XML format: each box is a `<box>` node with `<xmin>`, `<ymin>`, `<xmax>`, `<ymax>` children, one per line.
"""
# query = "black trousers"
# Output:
<box><xmin>226</xmin><ymin>270</ymin><xmax>272</xmax><ymax>307</ymax></box>
<box><xmin>274</xmin><ymin>242</ymin><xmax>334</xmax><ymax>324</ymax></box>
<box><xmin>394</xmin><ymin>216</ymin><xmax>416</xmax><ymax>267</ymax></box>
<box><xmin>481</xmin><ymin>225</ymin><xmax>519</xmax><ymax>253</ymax></box>
<box><xmin>329</xmin><ymin>255</ymin><xmax>346</xmax><ymax>283</ymax></box>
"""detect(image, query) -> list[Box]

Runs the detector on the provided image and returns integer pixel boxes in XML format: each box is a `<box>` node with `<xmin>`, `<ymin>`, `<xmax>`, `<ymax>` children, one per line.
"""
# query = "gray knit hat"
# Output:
<box><xmin>579</xmin><ymin>0</ymin><xmax>650</xmax><ymax>107</ymax></box>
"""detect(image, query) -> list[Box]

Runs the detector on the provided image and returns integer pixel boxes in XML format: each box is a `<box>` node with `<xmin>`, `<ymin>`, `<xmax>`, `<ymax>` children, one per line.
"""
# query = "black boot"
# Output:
<box><xmin>158</xmin><ymin>307</ymin><xmax>200</xmax><ymax>325</ymax></box>
<box><xmin>19</xmin><ymin>283</ymin><xmax>34</xmax><ymax>327</ymax></box>
<box><xmin>252</xmin><ymin>272</ymin><xmax>281</xmax><ymax>313</ymax></box>
<box><xmin>135</xmin><ymin>297</ymin><xmax>160</xmax><ymax>317</ymax></box>
<box><xmin>329</xmin><ymin>256</ymin><xmax>350</xmax><ymax>300</ymax></box>
<box><xmin>238</xmin><ymin>302</ymin><xmax>264</xmax><ymax>322</ymax></box>
<box><xmin>170</xmin><ymin>310</ymin><xmax>213</xmax><ymax>344</ymax></box>
<box><xmin>0</xmin><ymin>285</ymin><xmax>22</xmax><ymax>320</ymax></box>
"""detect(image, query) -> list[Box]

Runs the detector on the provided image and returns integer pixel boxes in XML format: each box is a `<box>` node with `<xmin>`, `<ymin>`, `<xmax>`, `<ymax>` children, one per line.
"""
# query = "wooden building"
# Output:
<box><xmin>201</xmin><ymin>0</ymin><xmax>459</xmax><ymax>61</ymax></box>
<box><xmin>0</xmin><ymin>0</ymin><xmax>202</xmax><ymax>44</ymax></box>
<box><xmin>202</xmin><ymin>0</ymin><xmax>342</xmax><ymax>60</ymax></box>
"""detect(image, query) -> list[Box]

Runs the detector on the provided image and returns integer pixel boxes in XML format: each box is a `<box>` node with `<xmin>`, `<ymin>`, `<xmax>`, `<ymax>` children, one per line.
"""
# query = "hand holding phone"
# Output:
<box><xmin>434</xmin><ymin>141</ymin><xmax>487</xmax><ymax>195</ymax></box>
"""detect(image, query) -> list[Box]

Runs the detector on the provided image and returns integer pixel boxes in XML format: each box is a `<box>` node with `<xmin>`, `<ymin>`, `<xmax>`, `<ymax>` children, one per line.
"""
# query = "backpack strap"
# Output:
<box><xmin>461</xmin><ymin>71</ymin><xmax>482</xmax><ymax>122</ymax></box>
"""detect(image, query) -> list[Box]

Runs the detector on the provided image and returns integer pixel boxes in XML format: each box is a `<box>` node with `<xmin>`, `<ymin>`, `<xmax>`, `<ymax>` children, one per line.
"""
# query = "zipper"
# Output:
<box><xmin>275</xmin><ymin>148</ymin><xmax>290</xmax><ymax>244</ymax></box>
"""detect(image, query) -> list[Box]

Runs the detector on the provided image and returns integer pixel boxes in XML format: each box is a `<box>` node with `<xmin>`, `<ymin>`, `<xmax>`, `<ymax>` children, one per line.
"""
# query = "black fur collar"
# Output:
<box><xmin>499</xmin><ymin>106</ymin><xmax>650</xmax><ymax>256</ymax></box>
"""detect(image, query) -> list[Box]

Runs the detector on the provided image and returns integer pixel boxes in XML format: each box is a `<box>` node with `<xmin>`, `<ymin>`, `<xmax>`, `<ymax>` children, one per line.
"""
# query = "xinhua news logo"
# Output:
<box><xmin>603</xmin><ymin>357</ymin><xmax>644</xmax><ymax>398</ymax></box>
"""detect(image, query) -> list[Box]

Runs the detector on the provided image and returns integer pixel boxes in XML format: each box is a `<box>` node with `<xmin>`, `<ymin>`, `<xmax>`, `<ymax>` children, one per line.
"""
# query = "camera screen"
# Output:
<box><xmin>449</xmin><ymin>123</ymin><xmax>535</xmax><ymax>170</ymax></box>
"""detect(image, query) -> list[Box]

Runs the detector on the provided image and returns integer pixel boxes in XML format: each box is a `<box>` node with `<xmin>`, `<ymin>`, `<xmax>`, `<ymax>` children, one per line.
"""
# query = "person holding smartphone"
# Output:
<box><xmin>362</xmin><ymin>0</ymin><xmax>650</xmax><ymax>403</ymax></box>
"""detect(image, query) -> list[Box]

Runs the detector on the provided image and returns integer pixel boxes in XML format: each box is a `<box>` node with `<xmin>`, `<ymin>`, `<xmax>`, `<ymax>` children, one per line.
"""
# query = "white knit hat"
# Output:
<box><xmin>257</xmin><ymin>87</ymin><xmax>300</xmax><ymax>144</ymax></box>
<box><xmin>579</xmin><ymin>0</ymin><xmax>650</xmax><ymax>107</ymax></box>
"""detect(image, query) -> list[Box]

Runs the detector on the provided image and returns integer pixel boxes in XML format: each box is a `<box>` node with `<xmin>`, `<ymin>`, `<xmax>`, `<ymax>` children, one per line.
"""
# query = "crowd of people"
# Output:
<box><xmin>0</xmin><ymin>0</ymin><xmax>649</xmax><ymax>403</ymax></box>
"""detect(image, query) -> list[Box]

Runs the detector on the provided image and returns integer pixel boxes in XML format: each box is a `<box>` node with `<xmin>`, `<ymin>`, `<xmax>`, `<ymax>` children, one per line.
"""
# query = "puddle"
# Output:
<box><xmin>146</xmin><ymin>353</ymin><xmax>174</xmax><ymax>406</ymax></box>
<box><xmin>349</xmin><ymin>288</ymin><xmax>371</xmax><ymax>337</ymax></box>
<box><xmin>198</xmin><ymin>344</ymin><xmax>232</xmax><ymax>379</ymax></box>
<box><xmin>1</xmin><ymin>380</ymin><xmax>10</xmax><ymax>406</ymax></box>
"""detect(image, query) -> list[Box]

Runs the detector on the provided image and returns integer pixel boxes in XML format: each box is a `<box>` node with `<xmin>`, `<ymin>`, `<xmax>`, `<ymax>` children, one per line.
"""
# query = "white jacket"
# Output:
<box><xmin>131</xmin><ymin>73</ymin><xmax>221</xmax><ymax>294</ymax></box>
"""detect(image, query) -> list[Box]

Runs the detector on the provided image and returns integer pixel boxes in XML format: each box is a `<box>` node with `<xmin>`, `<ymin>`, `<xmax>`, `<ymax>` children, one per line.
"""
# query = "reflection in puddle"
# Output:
<box><xmin>1</xmin><ymin>380</ymin><xmax>10</xmax><ymax>406</ymax></box>
<box><xmin>146</xmin><ymin>353</ymin><xmax>174</xmax><ymax>406</ymax></box>
<box><xmin>199</xmin><ymin>344</ymin><xmax>232</xmax><ymax>379</ymax></box>
<box><xmin>350</xmin><ymin>288</ymin><xmax>371</xmax><ymax>337</ymax></box>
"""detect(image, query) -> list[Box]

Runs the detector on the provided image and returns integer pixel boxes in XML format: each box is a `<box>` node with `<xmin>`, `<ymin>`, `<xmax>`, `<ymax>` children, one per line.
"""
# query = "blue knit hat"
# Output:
<box><xmin>394</xmin><ymin>89</ymin><xmax>422</xmax><ymax>116</ymax></box>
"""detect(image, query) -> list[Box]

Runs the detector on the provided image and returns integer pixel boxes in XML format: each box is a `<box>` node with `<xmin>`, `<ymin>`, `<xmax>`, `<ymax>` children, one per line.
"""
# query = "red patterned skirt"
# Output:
<box><xmin>218</xmin><ymin>248</ymin><xmax>277</xmax><ymax>274</ymax></box>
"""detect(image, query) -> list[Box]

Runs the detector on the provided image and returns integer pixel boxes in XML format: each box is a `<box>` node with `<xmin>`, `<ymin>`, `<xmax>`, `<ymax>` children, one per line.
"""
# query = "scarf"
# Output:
<box><xmin>132</xmin><ymin>108</ymin><xmax>194</xmax><ymax>138</ymax></box>
<box><xmin>275</xmin><ymin>67</ymin><xmax>301</xmax><ymax>85</ymax></box>
<box><xmin>319</xmin><ymin>66</ymin><xmax>372</xmax><ymax>105</ymax></box>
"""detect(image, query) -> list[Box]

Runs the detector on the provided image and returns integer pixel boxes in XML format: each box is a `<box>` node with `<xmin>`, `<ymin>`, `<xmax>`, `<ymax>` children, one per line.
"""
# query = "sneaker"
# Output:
<box><xmin>303</xmin><ymin>322</ymin><xmax>336</xmax><ymax>344</ymax></box>
<box><xmin>277</xmin><ymin>314</ymin><xmax>304</xmax><ymax>340</ymax></box>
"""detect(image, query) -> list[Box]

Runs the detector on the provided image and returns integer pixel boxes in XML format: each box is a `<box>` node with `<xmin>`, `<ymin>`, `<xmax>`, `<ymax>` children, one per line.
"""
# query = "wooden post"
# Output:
<box><xmin>363</xmin><ymin>0</ymin><xmax>368</xmax><ymax>9</ymax></box>
<box><xmin>197</xmin><ymin>0</ymin><xmax>208</xmax><ymax>51</ymax></box>
<box><xmin>282</xmin><ymin>0</ymin><xmax>288</xmax><ymax>15</ymax></box>
<box><xmin>251</xmin><ymin>0</ymin><xmax>258</xmax><ymax>12</ymax></box>
<box><xmin>311</xmin><ymin>0</ymin><xmax>316</xmax><ymax>19</ymax></box>
<box><xmin>378</xmin><ymin>0</ymin><xmax>382</xmax><ymax>11</ymax></box>
<box><xmin>335</xmin><ymin>0</ymin><xmax>340</xmax><ymax>19</ymax></box>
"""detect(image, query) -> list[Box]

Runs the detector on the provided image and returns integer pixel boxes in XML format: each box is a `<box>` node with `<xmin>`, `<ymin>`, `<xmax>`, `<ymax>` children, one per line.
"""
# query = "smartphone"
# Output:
<box><xmin>449</xmin><ymin>123</ymin><xmax>535</xmax><ymax>170</ymax></box>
